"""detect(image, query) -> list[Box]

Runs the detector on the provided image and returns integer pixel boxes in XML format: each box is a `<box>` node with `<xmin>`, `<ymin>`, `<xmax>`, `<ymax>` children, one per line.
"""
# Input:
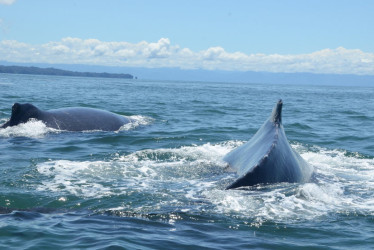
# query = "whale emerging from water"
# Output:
<box><xmin>1</xmin><ymin>103</ymin><xmax>131</xmax><ymax>131</ymax></box>
<box><xmin>224</xmin><ymin>100</ymin><xmax>314</xmax><ymax>189</ymax></box>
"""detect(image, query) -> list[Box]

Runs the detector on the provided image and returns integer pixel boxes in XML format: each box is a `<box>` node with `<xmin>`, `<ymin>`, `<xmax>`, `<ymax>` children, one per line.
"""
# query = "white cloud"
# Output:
<box><xmin>143</xmin><ymin>38</ymin><xmax>173</xmax><ymax>58</ymax></box>
<box><xmin>0</xmin><ymin>0</ymin><xmax>16</xmax><ymax>5</ymax></box>
<box><xmin>0</xmin><ymin>37</ymin><xmax>374</xmax><ymax>75</ymax></box>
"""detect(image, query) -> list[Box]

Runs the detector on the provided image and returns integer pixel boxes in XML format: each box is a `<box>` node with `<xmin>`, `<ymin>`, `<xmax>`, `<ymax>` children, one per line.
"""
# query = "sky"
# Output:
<box><xmin>0</xmin><ymin>0</ymin><xmax>374</xmax><ymax>75</ymax></box>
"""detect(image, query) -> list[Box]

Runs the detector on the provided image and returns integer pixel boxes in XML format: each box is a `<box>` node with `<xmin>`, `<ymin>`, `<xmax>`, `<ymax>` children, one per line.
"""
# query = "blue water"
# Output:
<box><xmin>0</xmin><ymin>74</ymin><xmax>374</xmax><ymax>249</ymax></box>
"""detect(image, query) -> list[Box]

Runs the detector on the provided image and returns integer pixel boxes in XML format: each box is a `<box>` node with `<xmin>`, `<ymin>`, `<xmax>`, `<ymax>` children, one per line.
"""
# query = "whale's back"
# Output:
<box><xmin>224</xmin><ymin>100</ymin><xmax>313</xmax><ymax>189</ymax></box>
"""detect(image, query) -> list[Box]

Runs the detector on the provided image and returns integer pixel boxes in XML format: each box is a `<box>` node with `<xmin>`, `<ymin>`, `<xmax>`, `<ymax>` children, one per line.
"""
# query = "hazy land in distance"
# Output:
<box><xmin>1</xmin><ymin>61</ymin><xmax>373</xmax><ymax>86</ymax></box>
<box><xmin>0</xmin><ymin>65</ymin><xmax>133</xmax><ymax>79</ymax></box>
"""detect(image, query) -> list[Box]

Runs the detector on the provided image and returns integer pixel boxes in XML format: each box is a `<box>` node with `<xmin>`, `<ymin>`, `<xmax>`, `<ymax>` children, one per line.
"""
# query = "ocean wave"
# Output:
<box><xmin>0</xmin><ymin>81</ymin><xmax>13</xmax><ymax>86</ymax></box>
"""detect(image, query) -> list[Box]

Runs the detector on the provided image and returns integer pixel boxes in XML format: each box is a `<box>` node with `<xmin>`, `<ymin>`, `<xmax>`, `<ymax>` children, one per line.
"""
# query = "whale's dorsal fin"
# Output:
<box><xmin>224</xmin><ymin>99</ymin><xmax>313</xmax><ymax>189</ymax></box>
<box><xmin>8</xmin><ymin>103</ymin><xmax>41</xmax><ymax>126</ymax></box>
<box><xmin>271</xmin><ymin>99</ymin><xmax>282</xmax><ymax>124</ymax></box>
<box><xmin>12</xmin><ymin>103</ymin><xmax>21</xmax><ymax>113</ymax></box>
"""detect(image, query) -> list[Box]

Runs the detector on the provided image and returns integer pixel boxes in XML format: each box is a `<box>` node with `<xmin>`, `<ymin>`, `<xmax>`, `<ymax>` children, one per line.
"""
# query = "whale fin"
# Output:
<box><xmin>224</xmin><ymin>100</ymin><xmax>313</xmax><ymax>189</ymax></box>
<box><xmin>271</xmin><ymin>99</ymin><xmax>282</xmax><ymax>124</ymax></box>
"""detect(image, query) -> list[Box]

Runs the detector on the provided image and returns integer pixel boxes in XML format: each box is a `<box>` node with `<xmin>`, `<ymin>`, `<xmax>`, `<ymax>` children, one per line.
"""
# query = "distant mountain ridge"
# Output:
<box><xmin>0</xmin><ymin>65</ymin><xmax>133</xmax><ymax>79</ymax></box>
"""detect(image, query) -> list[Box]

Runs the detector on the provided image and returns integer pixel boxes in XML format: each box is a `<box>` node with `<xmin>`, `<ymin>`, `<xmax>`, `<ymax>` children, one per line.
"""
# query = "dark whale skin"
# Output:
<box><xmin>1</xmin><ymin>103</ymin><xmax>130</xmax><ymax>131</ymax></box>
<box><xmin>224</xmin><ymin>100</ymin><xmax>314</xmax><ymax>189</ymax></box>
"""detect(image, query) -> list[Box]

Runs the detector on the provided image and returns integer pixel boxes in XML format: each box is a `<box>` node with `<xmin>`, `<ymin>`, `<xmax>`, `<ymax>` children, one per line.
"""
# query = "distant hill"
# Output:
<box><xmin>0</xmin><ymin>65</ymin><xmax>133</xmax><ymax>79</ymax></box>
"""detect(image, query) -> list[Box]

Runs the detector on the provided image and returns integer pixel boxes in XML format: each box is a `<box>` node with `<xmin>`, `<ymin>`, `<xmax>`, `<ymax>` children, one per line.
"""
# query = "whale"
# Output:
<box><xmin>1</xmin><ymin>103</ymin><xmax>131</xmax><ymax>131</ymax></box>
<box><xmin>224</xmin><ymin>100</ymin><xmax>314</xmax><ymax>189</ymax></box>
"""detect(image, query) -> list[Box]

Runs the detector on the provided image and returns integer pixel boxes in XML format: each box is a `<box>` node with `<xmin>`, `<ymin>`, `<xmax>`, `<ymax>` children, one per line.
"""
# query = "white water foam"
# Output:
<box><xmin>35</xmin><ymin>142</ymin><xmax>374</xmax><ymax>223</ymax></box>
<box><xmin>37</xmin><ymin>160</ymin><xmax>114</xmax><ymax>198</ymax></box>
<box><xmin>36</xmin><ymin>142</ymin><xmax>236</xmax><ymax>198</ymax></box>
<box><xmin>206</xmin><ymin>144</ymin><xmax>374</xmax><ymax>224</ymax></box>
<box><xmin>0</xmin><ymin>119</ymin><xmax>58</xmax><ymax>138</ymax></box>
<box><xmin>119</xmin><ymin>115</ymin><xmax>154</xmax><ymax>131</ymax></box>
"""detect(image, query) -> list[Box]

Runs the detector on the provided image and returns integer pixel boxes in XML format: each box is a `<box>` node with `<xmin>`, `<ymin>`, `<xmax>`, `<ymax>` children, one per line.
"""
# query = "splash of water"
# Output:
<box><xmin>0</xmin><ymin>119</ymin><xmax>57</xmax><ymax>138</ymax></box>
<box><xmin>34</xmin><ymin>142</ymin><xmax>374</xmax><ymax>224</ymax></box>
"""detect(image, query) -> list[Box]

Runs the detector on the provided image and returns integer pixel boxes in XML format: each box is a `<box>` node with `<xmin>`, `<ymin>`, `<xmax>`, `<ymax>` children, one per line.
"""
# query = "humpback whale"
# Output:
<box><xmin>1</xmin><ymin>103</ymin><xmax>130</xmax><ymax>131</ymax></box>
<box><xmin>224</xmin><ymin>100</ymin><xmax>314</xmax><ymax>189</ymax></box>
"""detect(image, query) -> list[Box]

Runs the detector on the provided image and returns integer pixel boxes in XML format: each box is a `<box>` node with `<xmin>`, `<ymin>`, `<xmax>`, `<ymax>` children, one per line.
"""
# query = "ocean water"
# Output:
<box><xmin>0</xmin><ymin>73</ymin><xmax>373</xmax><ymax>249</ymax></box>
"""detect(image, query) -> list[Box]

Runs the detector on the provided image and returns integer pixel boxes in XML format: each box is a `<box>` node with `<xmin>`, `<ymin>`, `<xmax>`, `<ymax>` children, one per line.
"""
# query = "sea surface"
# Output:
<box><xmin>0</xmin><ymin>74</ymin><xmax>374</xmax><ymax>249</ymax></box>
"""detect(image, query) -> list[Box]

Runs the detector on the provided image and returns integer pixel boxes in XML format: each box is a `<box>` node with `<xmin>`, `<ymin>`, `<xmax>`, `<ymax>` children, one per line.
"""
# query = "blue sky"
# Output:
<box><xmin>0</xmin><ymin>0</ymin><xmax>374</xmax><ymax>75</ymax></box>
